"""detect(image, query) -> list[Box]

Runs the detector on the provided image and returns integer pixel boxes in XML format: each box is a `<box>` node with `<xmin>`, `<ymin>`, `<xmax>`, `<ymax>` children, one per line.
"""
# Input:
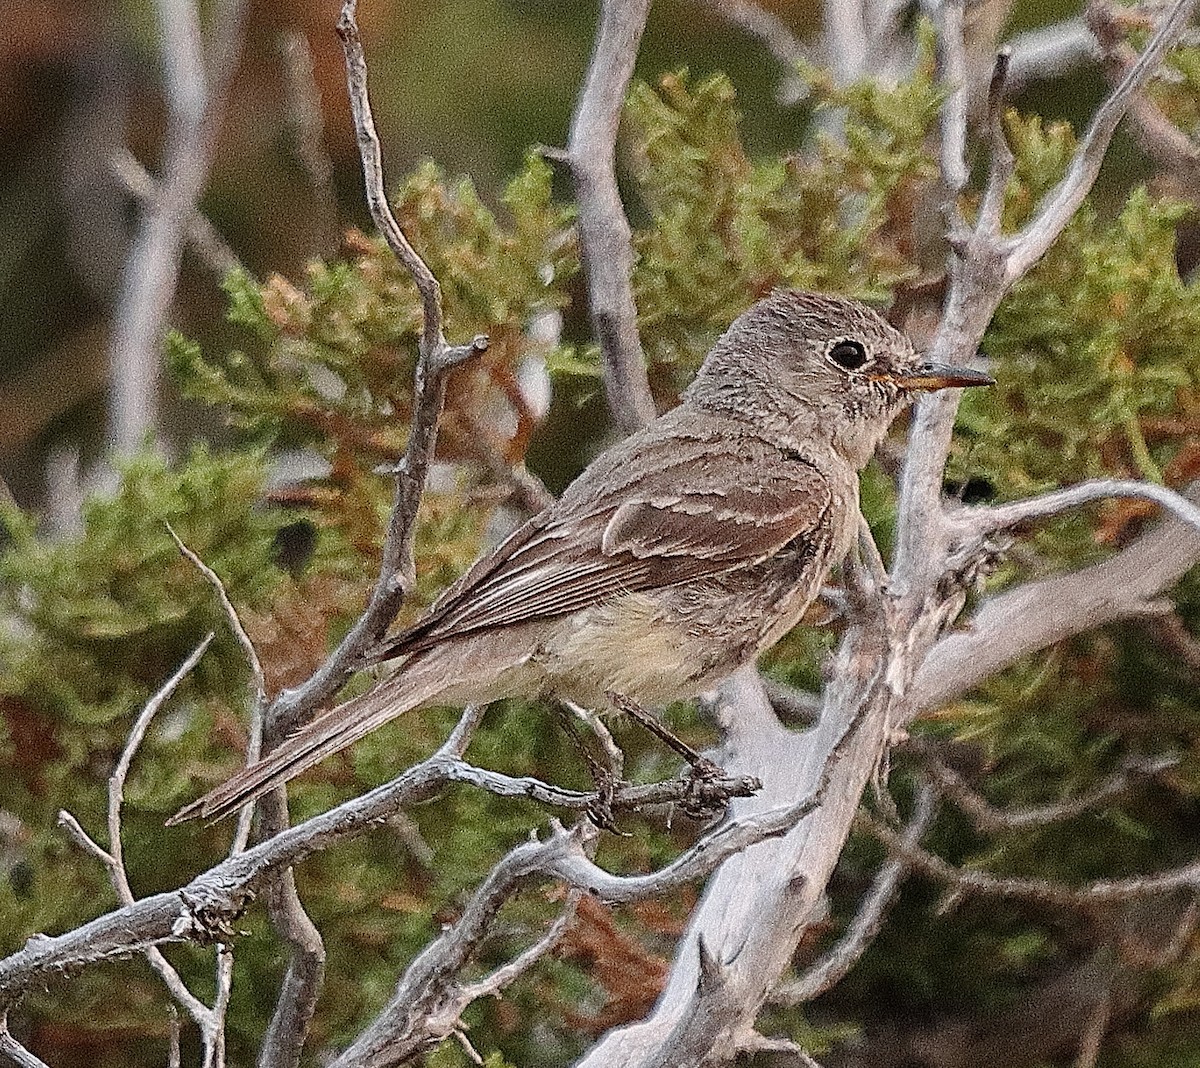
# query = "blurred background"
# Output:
<box><xmin>0</xmin><ymin>0</ymin><xmax>1090</xmax><ymax>511</ymax></box>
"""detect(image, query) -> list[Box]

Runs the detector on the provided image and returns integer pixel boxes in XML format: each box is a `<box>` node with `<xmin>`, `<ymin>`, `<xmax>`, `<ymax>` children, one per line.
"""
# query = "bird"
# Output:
<box><xmin>170</xmin><ymin>289</ymin><xmax>992</xmax><ymax>824</ymax></box>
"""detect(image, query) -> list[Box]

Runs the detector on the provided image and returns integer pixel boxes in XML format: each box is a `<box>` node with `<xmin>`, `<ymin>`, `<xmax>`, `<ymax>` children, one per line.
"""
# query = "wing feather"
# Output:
<box><xmin>383</xmin><ymin>436</ymin><xmax>831</xmax><ymax>657</ymax></box>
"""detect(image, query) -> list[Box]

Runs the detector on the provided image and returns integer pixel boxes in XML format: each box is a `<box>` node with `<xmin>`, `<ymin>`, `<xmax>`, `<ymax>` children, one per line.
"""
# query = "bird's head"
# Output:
<box><xmin>685</xmin><ymin>289</ymin><xmax>993</xmax><ymax>466</ymax></box>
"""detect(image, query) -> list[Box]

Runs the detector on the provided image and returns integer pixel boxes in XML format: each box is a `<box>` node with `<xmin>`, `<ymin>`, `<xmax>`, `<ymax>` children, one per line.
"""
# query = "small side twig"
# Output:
<box><xmin>860</xmin><ymin>810</ymin><xmax>1200</xmax><ymax>908</ymax></box>
<box><xmin>958</xmin><ymin>478</ymin><xmax>1200</xmax><ymax>539</ymax></box>
<box><xmin>456</xmin><ymin>888</ymin><xmax>582</xmax><ymax>1001</ymax></box>
<box><xmin>920</xmin><ymin>751</ymin><xmax>1177</xmax><ymax>834</ymax></box>
<box><xmin>58</xmin><ymin>637</ymin><xmax>220</xmax><ymax>1052</ymax></box>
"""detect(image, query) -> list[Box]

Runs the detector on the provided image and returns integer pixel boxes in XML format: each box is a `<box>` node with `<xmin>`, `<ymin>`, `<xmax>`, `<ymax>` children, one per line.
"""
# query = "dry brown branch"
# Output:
<box><xmin>566</xmin><ymin>0</ymin><xmax>657</xmax><ymax>433</ymax></box>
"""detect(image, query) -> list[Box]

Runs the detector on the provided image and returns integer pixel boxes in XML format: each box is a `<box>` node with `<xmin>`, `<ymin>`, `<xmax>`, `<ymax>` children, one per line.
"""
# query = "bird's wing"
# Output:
<box><xmin>385</xmin><ymin>444</ymin><xmax>832</xmax><ymax>656</ymax></box>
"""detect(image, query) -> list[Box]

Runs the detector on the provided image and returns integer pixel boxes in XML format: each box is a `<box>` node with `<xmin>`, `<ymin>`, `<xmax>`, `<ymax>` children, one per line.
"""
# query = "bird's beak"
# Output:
<box><xmin>878</xmin><ymin>363</ymin><xmax>995</xmax><ymax>391</ymax></box>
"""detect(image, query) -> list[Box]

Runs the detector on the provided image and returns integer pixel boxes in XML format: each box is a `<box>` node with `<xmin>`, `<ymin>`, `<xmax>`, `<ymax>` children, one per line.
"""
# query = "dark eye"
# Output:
<box><xmin>829</xmin><ymin>340</ymin><xmax>869</xmax><ymax>371</ymax></box>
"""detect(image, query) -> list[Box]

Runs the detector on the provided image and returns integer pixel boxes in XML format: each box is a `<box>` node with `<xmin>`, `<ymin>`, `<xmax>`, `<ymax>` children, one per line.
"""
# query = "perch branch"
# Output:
<box><xmin>0</xmin><ymin>695</ymin><xmax>833</xmax><ymax>1010</ymax></box>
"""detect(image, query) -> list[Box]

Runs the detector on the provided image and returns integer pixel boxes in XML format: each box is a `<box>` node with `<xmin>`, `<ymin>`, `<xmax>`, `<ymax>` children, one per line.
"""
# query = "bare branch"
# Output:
<box><xmin>168</xmin><ymin>526</ymin><xmax>266</xmax><ymax>718</ymax></box>
<box><xmin>107</xmin><ymin>0</ymin><xmax>247</xmax><ymax>452</ymax></box>
<box><xmin>266</xmin><ymin>3</ymin><xmax>488</xmax><ymax>739</ymax></box>
<box><xmin>279</xmin><ymin>28</ymin><xmax>340</xmax><ymax>255</ymax></box>
<box><xmin>919</xmin><ymin>751</ymin><xmax>1177</xmax><ymax>834</ymax></box>
<box><xmin>458</xmin><ymin>889</ymin><xmax>581</xmax><ymax>1002</ymax></box>
<box><xmin>0</xmin><ymin>693</ymin><xmax>831</xmax><ymax>1011</ymax></box>
<box><xmin>1004</xmin><ymin>0</ymin><xmax>1198</xmax><ymax>281</ymax></box>
<box><xmin>861</xmin><ymin>810</ymin><xmax>1200</xmax><ymax>907</ymax></box>
<box><xmin>59</xmin><ymin>638</ymin><xmax>218</xmax><ymax>1035</ymax></box>
<box><xmin>1089</xmin><ymin>0</ymin><xmax>1200</xmax><ymax>193</ymax></box>
<box><xmin>256</xmin><ymin>794</ymin><xmax>326</xmax><ymax>1068</ymax></box>
<box><xmin>977</xmin><ymin>49</ymin><xmax>1015</xmax><ymax>234</ymax></box>
<box><xmin>1004</xmin><ymin>16</ymin><xmax>1097</xmax><ymax>93</ymax></box>
<box><xmin>702</xmin><ymin>0</ymin><xmax>807</xmax><ymax>103</ymax></box>
<box><xmin>824</xmin><ymin>0</ymin><xmax>869</xmax><ymax>86</ymax></box>
<box><xmin>110</xmin><ymin>148</ymin><xmax>242</xmax><ymax>277</ymax></box>
<box><xmin>913</xmin><ymin>483</ymin><xmax>1200</xmax><ymax>712</ymax></box>
<box><xmin>1074</xmin><ymin>986</ymin><xmax>1113</xmax><ymax>1068</ymax></box>
<box><xmin>774</xmin><ymin>783</ymin><xmax>938</xmax><ymax>1004</ymax></box>
<box><xmin>736</xmin><ymin>1031</ymin><xmax>823</xmax><ymax>1066</ymax></box>
<box><xmin>936</xmin><ymin>0</ymin><xmax>971</xmax><ymax>196</ymax></box>
<box><xmin>335</xmin><ymin>1</ymin><xmax>444</xmax><ymax>361</ymax></box>
<box><xmin>566</xmin><ymin>0</ymin><xmax>657</xmax><ymax>433</ymax></box>
<box><xmin>958</xmin><ymin>478</ymin><xmax>1200</xmax><ymax>538</ymax></box>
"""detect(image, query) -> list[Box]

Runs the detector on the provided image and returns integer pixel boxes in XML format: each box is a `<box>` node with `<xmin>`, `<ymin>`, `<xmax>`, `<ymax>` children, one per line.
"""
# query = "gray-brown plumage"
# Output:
<box><xmin>172</xmin><ymin>290</ymin><xmax>991</xmax><ymax>824</ymax></box>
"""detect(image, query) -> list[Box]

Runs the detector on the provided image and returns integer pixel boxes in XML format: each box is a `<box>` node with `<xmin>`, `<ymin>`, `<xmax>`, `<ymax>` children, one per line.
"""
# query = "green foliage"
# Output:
<box><xmin>624</xmin><ymin>46</ymin><xmax>941</xmax><ymax>390</ymax></box>
<box><xmin>168</xmin><ymin>153</ymin><xmax>576</xmax><ymax>457</ymax></box>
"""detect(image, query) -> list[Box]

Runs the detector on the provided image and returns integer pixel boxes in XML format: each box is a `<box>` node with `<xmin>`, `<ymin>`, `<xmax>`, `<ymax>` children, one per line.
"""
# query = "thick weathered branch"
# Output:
<box><xmin>566</xmin><ymin>0</ymin><xmax>657</xmax><ymax>433</ymax></box>
<box><xmin>913</xmin><ymin>482</ymin><xmax>1200</xmax><ymax>712</ymax></box>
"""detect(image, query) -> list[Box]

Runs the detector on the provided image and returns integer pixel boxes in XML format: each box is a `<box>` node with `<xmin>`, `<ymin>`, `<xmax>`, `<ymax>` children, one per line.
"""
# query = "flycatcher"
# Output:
<box><xmin>173</xmin><ymin>289</ymin><xmax>991</xmax><ymax>824</ymax></box>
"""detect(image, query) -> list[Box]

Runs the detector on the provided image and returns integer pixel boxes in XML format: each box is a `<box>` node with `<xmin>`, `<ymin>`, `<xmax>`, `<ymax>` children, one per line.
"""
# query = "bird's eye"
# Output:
<box><xmin>828</xmin><ymin>340</ymin><xmax>869</xmax><ymax>371</ymax></box>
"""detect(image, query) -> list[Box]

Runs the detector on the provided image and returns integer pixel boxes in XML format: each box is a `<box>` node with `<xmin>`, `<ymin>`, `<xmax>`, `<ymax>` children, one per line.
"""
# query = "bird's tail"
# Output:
<box><xmin>167</xmin><ymin>641</ymin><xmax>519</xmax><ymax>825</ymax></box>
